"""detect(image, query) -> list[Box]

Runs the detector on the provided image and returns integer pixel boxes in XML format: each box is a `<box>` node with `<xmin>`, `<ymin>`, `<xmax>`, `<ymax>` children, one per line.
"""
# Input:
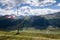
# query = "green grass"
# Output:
<box><xmin>0</xmin><ymin>30</ymin><xmax>60</xmax><ymax>40</ymax></box>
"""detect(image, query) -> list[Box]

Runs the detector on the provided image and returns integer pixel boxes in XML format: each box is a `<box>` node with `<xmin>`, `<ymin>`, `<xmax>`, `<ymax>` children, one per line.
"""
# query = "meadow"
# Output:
<box><xmin>0</xmin><ymin>29</ymin><xmax>60</xmax><ymax>40</ymax></box>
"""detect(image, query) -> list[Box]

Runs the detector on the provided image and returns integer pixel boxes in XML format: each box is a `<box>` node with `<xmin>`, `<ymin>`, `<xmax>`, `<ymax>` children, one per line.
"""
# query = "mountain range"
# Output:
<box><xmin>41</xmin><ymin>12</ymin><xmax>60</xmax><ymax>19</ymax></box>
<box><xmin>0</xmin><ymin>12</ymin><xmax>60</xmax><ymax>31</ymax></box>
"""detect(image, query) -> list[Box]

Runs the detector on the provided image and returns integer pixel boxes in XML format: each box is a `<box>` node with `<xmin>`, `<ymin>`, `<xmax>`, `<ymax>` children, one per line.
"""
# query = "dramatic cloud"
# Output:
<box><xmin>16</xmin><ymin>6</ymin><xmax>32</xmax><ymax>16</ymax></box>
<box><xmin>0</xmin><ymin>5</ymin><xmax>60</xmax><ymax>16</ymax></box>
<box><xmin>23</xmin><ymin>0</ymin><xmax>56</xmax><ymax>6</ymax></box>
<box><xmin>30</xmin><ymin>8</ymin><xmax>60</xmax><ymax>15</ymax></box>
<box><xmin>57</xmin><ymin>3</ymin><xmax>60</xmax><ymax>6</ymax></box>
<box><xmin>0</xmin><ymin>0</ymin><xmax>56</xmax><ymax>9</ymax></box>
<box><xmin>0</xmin><ymin>0</ymin><xmax>59</xmax><ymax>16</ymax></box>
<box><xmin>0</xmin><ymin>0</ymin><xmax>23</xmax><ymax>9</ymax></box>
<box><xmin>17</xmin><ymin>6</ymin><xmax>60</xmax><ymax>16</ymax></box>
<box><xmin>0</xmin><ymin>0</ymin><xmax>16</xmax><ymax>9</ymax></box>
<box><xmin>39</xmin><ymin>0</ymin><xmax>56</xmax><ymax>6</ymax></box>
<box><xmin>0</xmin><ymin>8</ymin><xmax>16</xmax><ymax>15</ymax></box>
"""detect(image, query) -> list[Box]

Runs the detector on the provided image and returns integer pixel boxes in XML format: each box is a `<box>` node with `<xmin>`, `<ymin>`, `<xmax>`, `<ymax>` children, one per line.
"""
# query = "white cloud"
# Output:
<box><xmin>0</xmin><ymin>6</ymin><xmax>60</xmax><ymax>16</ymax></box>
<box><xmin>39</xmin><ymin>0</ymin><xmax>56</xmax><ymax>6</ymax></box>
<box><xmin>18</xmin><ymin>6</ymin><xmax>32</xmax><ymax>16</ymax></box>
<box><xmin>0</xmin><ymin>0</ymin><xmax>16</xmax><ymax>9</ymax></box>
<box><xmin>0</xmin><ymin>0</ymin><xmax>59</xmax><ymax>16</ymax></box>
<box><xmin>23</xmin><ymin>0</ymin><xmax>56</xmax><ymax>6</ymax></box>
<box><xmin>17</xmin><ymin>6</ymin><xmax>60</xmax><ymax>16</ymax></box>
<box><xmin>0</xmin><ymin>0</ymin><xmax>23</xmax><ymax>10</ymax></box>
<box><xmin>0</xmin><ymin>8</ymin><xmax>16</xmax><ymax>16</ymax></box>
<box><xmin>30</xmin><ymin>8</ymin><xmax>60</xmax><ymax>15</ymax></box>
<box><xmin>0</xmin><ymin>0</ymin><xmax>56</xmax><ymax>9</ymax></box>
<box><xmin>57</xmin><ymin>3</ymin><xmax>60</xmax><ymax>6</ymax></box>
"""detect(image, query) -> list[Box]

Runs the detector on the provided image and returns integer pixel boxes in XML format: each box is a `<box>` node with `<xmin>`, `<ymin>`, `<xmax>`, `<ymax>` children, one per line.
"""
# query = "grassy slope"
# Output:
<box><xmin>0</xmin><ymin>30</ymin><xmax>60</xmax><ymax>40</ymax></box>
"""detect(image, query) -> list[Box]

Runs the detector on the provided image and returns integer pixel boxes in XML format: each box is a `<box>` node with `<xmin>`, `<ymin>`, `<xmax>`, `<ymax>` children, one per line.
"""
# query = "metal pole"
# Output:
<box><xmin>16</xmin><ymin>3</ymin><xmax>20</xmax><ymax>34</ymax></box>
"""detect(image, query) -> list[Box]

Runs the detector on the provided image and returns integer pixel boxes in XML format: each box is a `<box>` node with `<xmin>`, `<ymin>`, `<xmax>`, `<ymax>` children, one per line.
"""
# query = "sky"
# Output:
<box><xmin>0</xmin><ymin>0</ymin><xmax>60</xmax><ymax>16</ymax></box>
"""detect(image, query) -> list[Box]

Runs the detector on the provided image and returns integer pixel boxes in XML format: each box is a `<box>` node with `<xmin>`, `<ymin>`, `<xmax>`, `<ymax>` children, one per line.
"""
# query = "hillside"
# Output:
<box><xmin>45</xmin><ymin>12</ymin><xmax>60</xmax><ymax>28</ymax></box>
<box><xmin>42</xmin><ymin>12</ymin><xmax>60</xmax><ymax>19</ymax></box>
<box><xmin>0</xmin><ymin>12</ymin><xmax>60</xmax><ymax>31</ymax></box>
<box><xmin>0</xmin><ymin>12</ymin><xmax>60</xmax><ymax>40</ymax></box>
